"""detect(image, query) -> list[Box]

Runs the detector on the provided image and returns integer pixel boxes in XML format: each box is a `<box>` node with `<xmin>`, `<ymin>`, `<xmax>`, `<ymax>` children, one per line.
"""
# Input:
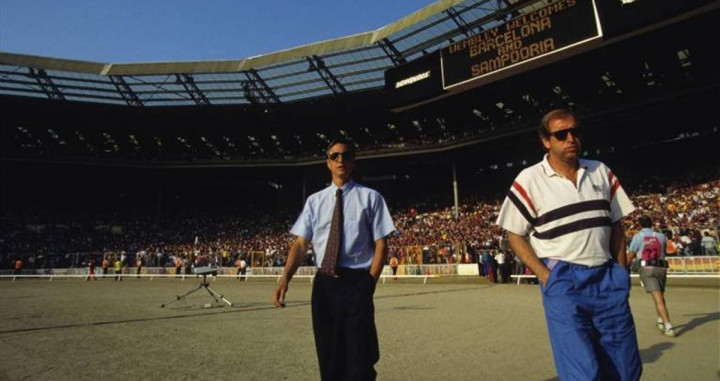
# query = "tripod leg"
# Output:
<box><xmin>206</xmin><ymin>286</ymin><xmax>234</xmax><ymax>307</ymax></box>
<box><xmin>160</xmin><ymin>283</ymin><xmax>204</xmax><ymax>308</ymax></box>
<box><xmin>201</xmin><ymin>284</ymin><xmax>220</xmax><ymax>304</ymax></box>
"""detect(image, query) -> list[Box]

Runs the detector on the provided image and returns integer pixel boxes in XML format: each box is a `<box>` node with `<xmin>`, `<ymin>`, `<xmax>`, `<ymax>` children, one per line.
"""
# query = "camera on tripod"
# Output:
<box><xmin>160</xmin><ymin>266</ymin><xmax>233</xmax><ymax>308</ymax></box>
<box><xmin>194</xmin><ymin>266</ymin><xmax>218</xmax><ymax>276</ymax></box>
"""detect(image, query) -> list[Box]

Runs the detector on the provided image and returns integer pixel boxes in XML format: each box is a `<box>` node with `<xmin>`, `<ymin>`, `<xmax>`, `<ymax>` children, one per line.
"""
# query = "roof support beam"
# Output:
<box><xmin>306</xmin><ymin>55</ymin><xmax>347</xmax><ymax>96</ymax></box>
<box><xmin>445</xmin><ymin>7</ymin><xmax>472</xmax><ymax>37</ymax></box>
<box><xmin>377</xmin><ymin>38</ymin><xmax>407</xmax><ymax>66</ymax></box>
<box><xmin>401</xmin><ymin>0</ymin><xmax>538</xmax><ymax>59</ymax></box>
<box><xmin>27</xmin><ymin>68</ymin><xmax>65</xmax><ymax>100</ymax></box>
<box><xmin>109</xmin><ymin>76</ymin><xmax>144</xmax><ymax>106</ymax></box>
<box><xmin>243</xmin><ymin>69</ymin><xmax>283</xmax><ymax>105</ymax></box>
<box><xmin>175</xmin><ymin>74</ymin><xmax>210</xmax><ymax>106</ymax></box>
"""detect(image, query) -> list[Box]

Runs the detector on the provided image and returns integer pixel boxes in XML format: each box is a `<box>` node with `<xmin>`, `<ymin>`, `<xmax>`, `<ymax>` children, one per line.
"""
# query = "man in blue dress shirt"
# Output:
<box><xmin>273</xmin><ymin>138</ymin><xmax>396</xmax><ymax>381</ymax></box>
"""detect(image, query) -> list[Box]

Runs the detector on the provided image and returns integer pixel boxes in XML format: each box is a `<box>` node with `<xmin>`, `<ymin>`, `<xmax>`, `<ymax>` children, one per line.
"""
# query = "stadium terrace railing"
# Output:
<box><xmin>1</xmin><ymin>257</ymin><xmax>718</xmax><ymax>281</ymax></box>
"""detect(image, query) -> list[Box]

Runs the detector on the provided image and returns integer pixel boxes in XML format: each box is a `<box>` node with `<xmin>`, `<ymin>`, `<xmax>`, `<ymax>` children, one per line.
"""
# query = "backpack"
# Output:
<box><xmin>641</xmin><ymin>233</ymin><xmax>663</xmax><ymax>261</ymax></box>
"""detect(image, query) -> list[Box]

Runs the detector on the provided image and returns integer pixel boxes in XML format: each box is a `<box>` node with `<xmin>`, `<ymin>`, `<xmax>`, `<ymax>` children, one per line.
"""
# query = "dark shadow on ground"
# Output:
<box><xmin>674</xmin><ymin>311</ymin><xmax>720</xmax><ymax>336</ymax></box>
<box><xmin>539</xmin><ymin>342</ymin><xmax>675</xmax><ymax>379</ymax></box>
<box><xmin>640</xmin><ymin>342</ymin><xmax>674</xmax><ymax>364</ymax></box>
<box><xmin>0</xmin><ymin>286</ymin><xmax>479</xmax><ymax>335</ymax></box>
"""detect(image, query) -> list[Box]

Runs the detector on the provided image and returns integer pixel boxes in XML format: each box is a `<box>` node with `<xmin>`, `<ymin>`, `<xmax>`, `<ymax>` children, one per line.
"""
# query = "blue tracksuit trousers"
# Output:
<box><xmin>540</xmin><ymin>259</ymin><xmax>642</xmax><ymax>381</ymax></box>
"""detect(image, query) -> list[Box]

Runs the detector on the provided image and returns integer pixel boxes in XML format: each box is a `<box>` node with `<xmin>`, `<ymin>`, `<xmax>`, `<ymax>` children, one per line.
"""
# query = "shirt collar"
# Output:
<box><xmin>330</xmin><ymin>180</ymin><xmax>355</xmax><ymax>194</ymax></box>
<box><xmin>540</xmin><ymin>154</ymin><xmax>558</xmax><ymax>177</ymax></box>
<box><xmin>540</xmin><ymin>154</ymin><xmax>588</xmax><ymax>177</ymax></box>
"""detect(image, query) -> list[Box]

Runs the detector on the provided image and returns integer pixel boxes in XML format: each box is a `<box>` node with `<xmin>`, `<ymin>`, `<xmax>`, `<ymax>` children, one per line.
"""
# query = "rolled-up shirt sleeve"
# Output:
<box><xmin>290</xmin><ymin>198</ymin><xmax>314</xmax><ymax>240</ymax></box>
<box><xmin>371</xmin><ymin>193</ymin><xmax>396</xmax><ymax>240</ymax></box>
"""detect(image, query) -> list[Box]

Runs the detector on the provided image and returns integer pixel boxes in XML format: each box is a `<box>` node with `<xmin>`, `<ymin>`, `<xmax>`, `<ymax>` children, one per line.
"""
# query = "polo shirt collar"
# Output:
<box><xmin>540</xmin><ymin>154</ymin><xmax>558</xmax><ymax>177</ymax></box>
<box><xmin>540</xmin><ymin>154</ymin><xmax>588</xmax><ymax>178</ymax></box>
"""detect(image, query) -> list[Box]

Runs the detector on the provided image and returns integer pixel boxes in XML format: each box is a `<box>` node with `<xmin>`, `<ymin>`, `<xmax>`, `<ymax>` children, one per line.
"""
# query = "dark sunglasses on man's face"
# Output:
<box><xmin>547</xmin><ymin>127</ymin><xmax>580</xmax><ymax>141</ymax></box>
<box><xmin>328</xmin><ymin>151</ymin><xmax>355</xmax><ymax>161</ymax></box>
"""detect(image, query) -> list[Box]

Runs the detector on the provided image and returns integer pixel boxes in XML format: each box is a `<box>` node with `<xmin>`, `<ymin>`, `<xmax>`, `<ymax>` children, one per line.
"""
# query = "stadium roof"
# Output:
<box><xmin>0</xmin><ymin>0</ymin><xmax>545</xmax><ymax>107</ymax></box>
<box><xmin>1</xmin><ymin>0</ymin><xmax>717</xmax><ymax>168</ymax></box>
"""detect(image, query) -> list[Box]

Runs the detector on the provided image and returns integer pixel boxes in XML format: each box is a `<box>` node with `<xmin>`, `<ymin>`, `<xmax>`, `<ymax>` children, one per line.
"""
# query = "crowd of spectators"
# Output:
<box><xmin>2</xmin><ymin>175</ymin><xmax>718</xmax><ymax>271</ymax></box>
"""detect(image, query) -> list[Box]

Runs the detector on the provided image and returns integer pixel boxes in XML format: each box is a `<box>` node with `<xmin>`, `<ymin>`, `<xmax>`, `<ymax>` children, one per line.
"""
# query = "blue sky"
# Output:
<box><xmin>0</xmin><ymin>0</ymin><xmax>436</xmax><ymax>63</ymax></box>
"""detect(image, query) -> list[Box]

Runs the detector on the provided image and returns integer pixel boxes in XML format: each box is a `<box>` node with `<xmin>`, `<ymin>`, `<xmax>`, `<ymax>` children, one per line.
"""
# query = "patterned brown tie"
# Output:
<box><xmin>320</xmin><ymin>188</ymin><xmax>343</xmax><ymax>276</ymax></box>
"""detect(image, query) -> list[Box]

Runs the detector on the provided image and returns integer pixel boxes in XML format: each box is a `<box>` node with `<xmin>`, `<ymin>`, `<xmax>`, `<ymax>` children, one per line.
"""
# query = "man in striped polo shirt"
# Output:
<box><xmin>496</xmin><ymin>109</ymin><xmax>641</xmax><ymax>381</ymax></box>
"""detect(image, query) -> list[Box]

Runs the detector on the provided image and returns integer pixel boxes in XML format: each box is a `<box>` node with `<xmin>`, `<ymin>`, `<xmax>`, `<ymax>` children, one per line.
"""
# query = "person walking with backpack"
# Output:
<box><xmin>628</xmin><ymin>215</ymin><xmax>675</xmax><ymax>337</ymax></box>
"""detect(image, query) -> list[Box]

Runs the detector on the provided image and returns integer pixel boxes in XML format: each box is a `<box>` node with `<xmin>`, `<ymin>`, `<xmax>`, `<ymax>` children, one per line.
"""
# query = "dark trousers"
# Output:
<box><xmin>499</xmin><ymin>263</ymin><xmax>510</xmax><ymax>283</ymax></box>
<box><xmin>312</xmin><ymin>269</ymin><xmax>378</xmax><ymax>381</ymax></box>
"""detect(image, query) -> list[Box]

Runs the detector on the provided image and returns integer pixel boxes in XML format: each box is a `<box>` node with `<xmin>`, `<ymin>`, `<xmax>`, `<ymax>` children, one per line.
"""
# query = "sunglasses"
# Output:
<box><xmin>546</xmin><ymin>127</ymin><xmax>580</xmax><ymax>141</ymax></box>
<box><xmin>328</xmin><ymin>151</ymin><xmax>355</xmax><ymax>161</ymax></box>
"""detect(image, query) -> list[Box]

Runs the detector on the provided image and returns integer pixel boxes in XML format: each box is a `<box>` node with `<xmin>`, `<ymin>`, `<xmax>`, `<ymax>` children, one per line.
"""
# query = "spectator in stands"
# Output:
<box><xmin>495</xmin><ymin>250</ymin><xmax>508</xmax><ymax>283</ymax></box>
<box><xmin>496</xmin><ymin>109</ymin><xmax>641</xmax><ymax>380</ymax></box>
<box><xmin>664</xmin><ymin>232</ymin><xmax>679</xmax><ymax>257</ymax></box>
<box><xmin>13</xmin><ymin>257</ymin><xmax>23</xmax><ymax>275</ymax></box>
<box><xmin>0</xmin><ymin>156</ymin><xmax>716</xmax><ymax>275</ymax></box>
<box><xmin>184</xmin><ymin>256</ymin><xmax>192</xmax><ymax>275</ymax></box>
<box><xmin>482</xmin><ymin>250</ymin><xmax>493</xmax><ymax>281</ymax></box>
<box><xmin>236</xmin><ymin>255</ymin><xmax>248</xmax><ymax>281</ymax></box>
<box><xmin>101</xmin><ymin>256</ymin><xmax>109</xmax><ymax>277</ymax></box>
<box><xmin>136</xmin><ymin>257</ymin><xmax>143</xmax><ymax>279</ymax></box>
<box><xmin>701</xmin><ymin>231</ymin><xmax>718</xmax><ymax>255</ymax></box>
<box><xmin>114</xmin><ymin>257</ymin><xmax>123</xmax><ymax>281</ymax></box>
<box><xmin>389</xmin><ymin>255</ymin><xmax>399</xmax><ymax>280</ymax></box>
<box><xmin>273</xmin><ymin>138</ymin><xmax>395</xmax><ymax>381</ymax></box>
<box><xmin>690</xmin><ymin>230</ymin><xmax>703</xmax><ymax>255</ymax></box>
<box><xmin>628</xmin><ymin>215</ymin><xmax>675</xmax><ymax>337</ymax></box>
<box><xmin>477</xmin><ymin>252</ymin><xmax>484</xmax><ymax>277</ymax></box>
<box><xmin>490</xmin><ymin>250</ymin><xmax>499</xmax><ymax>283</ymax></box>
<box><xmin>174</xmin><ymin>256</ymin><xmax>182</xmax><ymax>278</ymax></box>
<box><xmin>86</xmin><ymin>257</ymin><xmax>97</xmax><ymax>281</ymax></box>
<box><xmin>679</xmin><ymin>230</ymin><xmax>692</xmax><ymax>255</ymax></box>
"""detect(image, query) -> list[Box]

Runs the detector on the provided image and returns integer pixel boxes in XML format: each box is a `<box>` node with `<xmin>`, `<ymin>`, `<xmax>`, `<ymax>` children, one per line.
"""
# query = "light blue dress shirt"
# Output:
<box><xmin>291</xmin><ymin>180</ymin><xmax>396</xmax><ymax>269</ymax></box>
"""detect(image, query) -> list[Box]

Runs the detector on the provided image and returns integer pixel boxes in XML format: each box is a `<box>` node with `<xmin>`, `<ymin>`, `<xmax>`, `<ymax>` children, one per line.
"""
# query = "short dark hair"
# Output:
<box><xmin>539</xmin><ymin>109</ymin><xmax>579</xmax><ymax>137</ymax></box>
<box><xmin>638</xmin><ymin>215</ymin><xmax>652</xmax><ymax>228</ymax></box>
<box><xmin>326</xmin><ymin>137</ymin><xmax>356</xmax><ymax>155</ymax></box>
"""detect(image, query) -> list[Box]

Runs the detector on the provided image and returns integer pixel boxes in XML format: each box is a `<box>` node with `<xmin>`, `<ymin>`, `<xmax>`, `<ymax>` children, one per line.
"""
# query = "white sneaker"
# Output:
<box><xmin>664</xmin><ymin>328</ymin><xmax>676</xmax><ymax>337</ymax></box>
<box><xmin>656</xmin><ymin>321</ymin><xmax>665</xmax><ymax>332</ymax></box>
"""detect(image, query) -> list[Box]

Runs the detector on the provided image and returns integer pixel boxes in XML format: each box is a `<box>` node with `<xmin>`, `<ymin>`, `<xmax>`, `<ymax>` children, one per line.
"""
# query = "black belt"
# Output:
<box><xmin>641</xmin><ymin>259</ymin><xmax>669</xmax><ymax>268</ymax></box>
<box><xmin>316</xmin><ymin>267</ymin><xmax>370</xmax><ymax>279</ymax></box>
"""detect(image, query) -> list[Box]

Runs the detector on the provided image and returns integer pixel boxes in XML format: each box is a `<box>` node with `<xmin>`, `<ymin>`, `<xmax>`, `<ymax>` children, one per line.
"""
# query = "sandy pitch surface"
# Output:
<box><xmin>1</xmin><ymin>277</ymin><xmax>718</xmax><ymax>380</ymax></box>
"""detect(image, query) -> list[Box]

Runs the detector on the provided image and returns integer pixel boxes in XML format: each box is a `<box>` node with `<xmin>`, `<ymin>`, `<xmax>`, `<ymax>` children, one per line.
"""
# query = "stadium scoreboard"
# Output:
<box><xmin>384</xmin><ymin>0</ymin><xmax>712</xmax><ymax>111</ymax></box>
<box><xmin>441</xmin><ymin>0</ymin><xmax>602</xmax><ymax>90</ymax></box>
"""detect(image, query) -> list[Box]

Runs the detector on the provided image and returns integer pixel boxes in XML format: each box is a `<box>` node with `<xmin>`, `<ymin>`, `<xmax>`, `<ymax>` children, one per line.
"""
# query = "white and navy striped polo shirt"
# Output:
<box><xmin>496</xmin><ymin>155</ymin><xmax>635</xmax><ymax>266</ymax></box>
